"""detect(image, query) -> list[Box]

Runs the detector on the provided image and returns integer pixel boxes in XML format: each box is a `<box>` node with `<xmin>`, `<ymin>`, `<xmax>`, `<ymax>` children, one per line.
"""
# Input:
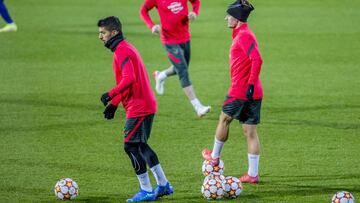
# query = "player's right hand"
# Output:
<box><xmin>151</xmin><ymin>24</ymin><xmax>161</xmax><ymax>34</ymax></box>
<box><xmin>188</xmin><ymin>12</ymin><xmax>197</xmax><ymax>21</ymax></box>
<box><xmin>246</xmin><ymin>84</ymin><xmax>254</xmax><ymax>101</ymax></box>
<box><xmin>103</xmin><ymin>104</ymin><xmax>118</xmax><ymax>120</ymax></box>
<box><xmin>100</xmin><ymin>92</ymin><xmax>112</xmax><ymax>106</ymax></box>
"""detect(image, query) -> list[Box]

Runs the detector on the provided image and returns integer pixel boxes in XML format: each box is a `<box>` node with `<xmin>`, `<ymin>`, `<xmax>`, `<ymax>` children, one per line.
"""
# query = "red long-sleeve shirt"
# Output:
<box><xmin>108</xmin><ymin>40</ymin><xmax>157</xmax><ymax>118</ymax></box>
<box><xmin>140</xmin><ymin>0</ymin><xmax>200</xmax><ymax>44</ymax></box>
<box><xmin>228</xmin><ymin>23</ymin><xmax>263</xmax><ymax>100</ymax></box>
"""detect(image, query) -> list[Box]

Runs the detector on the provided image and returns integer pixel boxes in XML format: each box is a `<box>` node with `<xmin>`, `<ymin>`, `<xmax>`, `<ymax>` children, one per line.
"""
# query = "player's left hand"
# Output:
<box><xmin>100</xmin><ymin>92</ymin><xmax>112</xmax><ymax>106</ymax></box>
<box><xmin>188</xmin><ymin>12</ymin><xmax>197</xmax><ymax>21</ymax></box>
<box><xmin>103</xmin><ymin>104</ymin><xmax>118</xmax><ymax>120</ymax></box>
<box><xmin>246</xmin><ymin>84</ymin><xmax>254</xmax><ymax>101</ymax></box>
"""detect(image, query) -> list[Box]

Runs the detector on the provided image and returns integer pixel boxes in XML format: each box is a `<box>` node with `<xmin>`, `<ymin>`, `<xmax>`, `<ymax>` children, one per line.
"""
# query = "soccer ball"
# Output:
<box><xmin>223</xmin><ymin>176</ymin><xmax>243</xmax><ymax>198</ymax></box>
<box><xmin>211</xmin><ymin>173</ymin><xmax>225</xmax><ymax>182</ymax></box>
<box><xmin>54</xmin><ymin>178</ymin><xmax>79</xmax><ymax>200</ymax></box>
<box><xmin>331</xmin><ymin>191</ymin><xmax>355</xmax><ymax>203</ymax></box>
<box><xmin>201</xmin><ymin>174</ymin><xmax>225</xmax><ymax>200</ymax></box>
<box><xmin>202</xmin><ymin>159</ymin><xmax>224</xmax><ymax>176</ymax></box>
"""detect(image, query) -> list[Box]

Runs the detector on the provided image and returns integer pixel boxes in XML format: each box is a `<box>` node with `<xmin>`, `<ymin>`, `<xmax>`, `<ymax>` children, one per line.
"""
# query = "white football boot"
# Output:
<box><xmin>0</xmin><ymin>23</ymin><xmax>17</xmax><ymax>33</ymax></box>
<box><xmin>196</xmin><ymin>105</ymin><xmax>211</xmax><ymax>117</ymax></box>
<box><xmin>153</xmin><ymin>70</ymin><xmax>165</xmax><ymax>95</ymax></box>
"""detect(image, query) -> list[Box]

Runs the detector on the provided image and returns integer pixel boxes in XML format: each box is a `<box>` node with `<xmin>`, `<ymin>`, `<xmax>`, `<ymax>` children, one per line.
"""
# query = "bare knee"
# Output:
<box><xmin>220</xmin><ymin>113</ymin><xmax>232</xmax><ymax>125</ymax></box>
<box><xmin>242</xmin><ymin>125</ymin><xmax>257</xmax><ymax>138</ymax></box>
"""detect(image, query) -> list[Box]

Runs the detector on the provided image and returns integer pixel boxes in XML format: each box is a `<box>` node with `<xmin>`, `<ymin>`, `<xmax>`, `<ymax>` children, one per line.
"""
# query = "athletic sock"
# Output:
<box><xmin>190</xmin><ymin>98</ymin><xmax>202</xmax><ymax>109</ymax></box>
<box><xmin>136</xmin><ymin>172</ymin><xmax>153</xmax><ymax>192</ymax></box>
<box><xmin>158</xmin><ymin>71</ymin><xmax>167</xmax><ymax>81</ymax></box>
<box><xmin>150</xmin><ymin>164</ymin><xmax>168</xmax><ymax>186</ymax></box>
<box><xmin>211</xmin><ymin>138</ymin><xmax>224</xmax><ymax>159</ymax></box>
<box><xmin>247</xmin><ymin>153</ymin><xmax>260</xmax><ymax>177</ymax></box>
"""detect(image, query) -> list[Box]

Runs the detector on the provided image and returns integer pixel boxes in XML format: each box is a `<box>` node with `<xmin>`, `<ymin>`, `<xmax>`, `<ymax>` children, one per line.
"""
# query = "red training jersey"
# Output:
<box><xmin>140</xmin><ymin>0</ymin><xmax>200</xmax><ymax>44</ymax></box>
<box><xmin>228</xmin><ymin>23</ymin><xmax>263</xmax><ymax>100</ymax></box>
<box><xmin>108</xmin><ymin>40</ymin><xmax>157</xmax><ymax>118</ymax></box>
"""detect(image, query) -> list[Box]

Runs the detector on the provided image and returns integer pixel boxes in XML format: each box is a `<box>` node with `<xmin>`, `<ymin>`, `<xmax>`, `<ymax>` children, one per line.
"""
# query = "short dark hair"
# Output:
<box><xmin>97</xmin><ymin>16</ymin><xmax>122</xmax><ymax>32</ymax></box>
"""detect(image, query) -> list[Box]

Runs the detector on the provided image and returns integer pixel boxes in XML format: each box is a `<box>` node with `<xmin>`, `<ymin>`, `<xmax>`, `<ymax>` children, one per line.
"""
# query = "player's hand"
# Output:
<box><xmin>188</xmin><ymin>12</ymin><xmax>197</xmax><ymax>21</ymax></box>
<box><xmin>100</xmin><ymin>92</ymin><xmax>112</xmax><ymax>106</ymax></box>
<box><xmin>151</xmin><ymin>24</ymin><xmax>161</xmax><ymax>34</ymax></box>
<box><xmin>103</xmin><ymin>104</ymin><xmax>118</xmax><ymax>120</ymax></box>
<box><xmin>246</xmin><ymin>84</ymin><xmax>254</xmax><ymax>101</ymax></box>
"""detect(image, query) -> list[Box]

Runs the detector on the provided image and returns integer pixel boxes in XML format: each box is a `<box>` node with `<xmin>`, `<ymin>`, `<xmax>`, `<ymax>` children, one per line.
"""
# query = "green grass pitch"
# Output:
<box><xmin>0</xmin><ymin>0</ymin><xmax>359</xmax><ymax>202</ymax></box>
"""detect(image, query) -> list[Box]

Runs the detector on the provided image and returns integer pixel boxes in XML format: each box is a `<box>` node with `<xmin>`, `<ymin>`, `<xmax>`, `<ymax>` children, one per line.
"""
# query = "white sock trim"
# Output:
<box><xmin>136</xmin><ymin>172</ymin><xmax>152</xmax><ymax>192</ymax></box>
<box><xmin>211</xmin><ymin>138</ymin><xmax>224</xmax><ymax>158</ymax></box>
<box><xmin>158</xmin><ymin>71</ymin><xmax>167</xmax><ymax>80</ymax></box>
<box><xmin>247</xmin><ymin>153</ymin><xmax>260</xmax><ymax>177</ymax></box>
<box><xmin>150</xmin><ymin>164</ymin><xmax>168</xmax><ymax>186</ymax></box>
<box><xmin>190</xmin><ymin>98</ymin><xmax>201</xmax><ymax>108</ymax></box>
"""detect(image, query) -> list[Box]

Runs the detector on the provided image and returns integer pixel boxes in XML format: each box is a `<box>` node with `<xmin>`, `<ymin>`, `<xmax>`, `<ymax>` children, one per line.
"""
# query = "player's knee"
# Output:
<box><xmin>124</xmin><ymin>142</ymin><xmax>138</xmax><ymax>154</ymax></box>
<box><xmin>124</xmin><ymin>143</ymin><xmax>147</xmax><ymax>175</ymax></box>
<box><xmin>243</xmin><ymin>126</ymin><xmax>257</xmax><ymax>138</ymax></box>
<box><xmin>178</xmin><ymin>70</ymin><xmax>191</xmax><ymax>88</ymax></box>
<box><xmin>220</xmin><ymin>113</ymin><xmax>232</xmax><ymax>125</ymax></box>
<box><xmin>139</xmin><ymin>143</ymin><xmax>159</xmax><ymax>168</ymax></box>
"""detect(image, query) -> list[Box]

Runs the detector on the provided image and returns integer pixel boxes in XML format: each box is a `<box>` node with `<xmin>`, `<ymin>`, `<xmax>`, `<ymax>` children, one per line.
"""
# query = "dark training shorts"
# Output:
<box><xmin>164</xmin><ymin>41</ymin><xmax>191</xmax><ymax>88</ymax></box>
<box><xmin>222</xmin><ymin>95</ymin><xmax>262</xmax><ymax>125</ymax></box>
<box><xmin>123</xmin><ymin>114</ymin><xmax>154</xmax><ymax>143</ymax></box>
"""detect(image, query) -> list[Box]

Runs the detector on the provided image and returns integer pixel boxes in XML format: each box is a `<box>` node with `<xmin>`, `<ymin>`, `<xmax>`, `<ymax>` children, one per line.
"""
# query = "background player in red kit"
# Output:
<box><xmin>98</xmin><ymin>16</ymin><xmax>173</xmax><ymax>202</ymax></box>
<box><xmin>202</xmin><ymin>0</ymin><xmax>264</xmax><ymax>184</ymax></box>
<box><xmin>140</xmin><ymin>0</ymin><xmax>211</xmax><ymax>117</ymax></box>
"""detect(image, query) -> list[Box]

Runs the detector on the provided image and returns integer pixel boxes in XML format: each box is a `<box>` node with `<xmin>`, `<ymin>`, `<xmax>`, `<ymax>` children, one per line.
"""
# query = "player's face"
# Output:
<box><xmin>98</xmin><ymin>27</ymin><xmax>117</xmax><ymax>44</ymax></box>
<box><xmin>225</xmin><ymin>15</ymin><xmax>238</xmax><ymax>28</ymax></box>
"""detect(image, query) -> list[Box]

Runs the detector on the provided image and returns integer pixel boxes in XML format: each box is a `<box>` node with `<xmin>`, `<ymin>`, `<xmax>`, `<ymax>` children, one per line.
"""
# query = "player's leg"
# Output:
<box><xmin>202</xmin><ymin>111</ymin><xmax>233</xmax><ymax>162</ymax></box>
<box><xmin>153</xmin><ymin>40</ymin><xmax>192</xmax><ymax>95</ymax></box>
<box><xmin>139</xmin><ymin>143</ymin><xmax>173</xmax><ymax>198</ymax></box>
<box><xmin>203</xmin><ymin>96</ymin><xmax>245</xmax><ymax>163</ymax></box>
<box><xmin>0</xmin><ymin>0</ymin><xmax>17</xmax><ymax>32</ymax></box>
<box><xmin>181</xmin><ymin>41</ymin><xmax>210</xmax><ymax>117</ymax></box>
<box><xmin>163</xmin><ymin>42</ymin><xmax>210</xmax><ymax>116</ymax></box>
<box><xmin>124</xmin><ymin>143</ymin><xmax>156</xmax><ymax>202</ymax></box>
<box><xmin>239</xmin><ymin>100</ymin><xmax>262</xmax><ymax>184</ymax></box>
<box><xmin>137</xmin><ymin>114</ymin><xmax>173</xmax><ymax>198</ymax></box>
<box><xmin>123</xmin><ymin>117</ymin><xmax>156</xmax><ymax>202</ymax></box>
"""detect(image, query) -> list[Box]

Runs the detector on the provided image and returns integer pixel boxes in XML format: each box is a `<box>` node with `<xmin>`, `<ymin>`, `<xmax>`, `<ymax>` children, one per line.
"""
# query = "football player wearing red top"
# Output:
<box><xmin>202</xmin><ymin>0</ymin><xmax>263</xmax><ymax>184</ymax></box>
<box><xmin>140</xmin><ymin>0</ymin><xmax>211</xmax><ymax>117</ymax></box>
<box><xmin>98</xmin><ymin>16</ymin><xmax>173</xmax><ymax>202</ymax></box>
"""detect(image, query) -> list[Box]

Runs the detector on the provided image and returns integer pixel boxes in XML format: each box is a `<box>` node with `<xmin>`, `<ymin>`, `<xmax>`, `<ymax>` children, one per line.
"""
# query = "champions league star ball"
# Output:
<box><xmin>223</xmin><ymin>176</ymin><xmax>243</xmax><ymax>198</ymax></box>
<box><xmin>202</xmin><ymin>159</ymin><xmax>224</xmax><ymax>176</ymax></box>
<box><xmin>331</xmin><ymin>191</ymin><xmax>355</xmax><ymax>203</ymax></box>
<box><xmin>201</xmin><ymin>174</ymin><xmax>225</xmax><ymax>200</ymax></box>
<box><xmin>54</xmin><ymin>178</ymin><xmax>79</xmax><ymax>200</ymax></box>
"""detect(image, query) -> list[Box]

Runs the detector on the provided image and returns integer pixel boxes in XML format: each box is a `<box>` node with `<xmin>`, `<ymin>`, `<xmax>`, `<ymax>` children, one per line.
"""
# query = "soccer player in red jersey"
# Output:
<box><xmin>140</xmin><ymin>0</ymin><xmax>211</xmax><ymax>117</ymax></box>
<box><xmin>98</xmin><ymin>16</ymin><xmax>173</xmax><ymax>202</ymax></box>
<box><xmin>202</xmin><ymin>0</ymin><xmax>263</xmax><ymax>184</ymax></box>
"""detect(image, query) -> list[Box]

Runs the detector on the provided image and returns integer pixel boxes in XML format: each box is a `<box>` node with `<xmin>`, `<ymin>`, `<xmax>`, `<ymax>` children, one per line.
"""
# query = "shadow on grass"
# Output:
<box><xmin>266</xmin><ymin>104</ymin><xmax>360</xmax><ymax>114</ymax></box>
<box><xmin>264</xmin><ymin>104</ymin><xmax>360</xmax><ymax>130</ymax></box>
<box><xmin>254</xmin><ymin>173</ymin><xmax>360</xmax><ymax>197</ymax></box>
<box><xmin>41</xmin><ymin>194</ymin><xmax>124</xmax><ymax>203</ymax></box>
<box><xmin>0</xmin><ymin>120</ymin><xmax>105</xmax><ymax>133</ymax></box>
<box><xmin>267</xmin><ymin>119</ymin><xmax>360</xmax><ymax>130</ymax></box>
<box><xmin>0</xmin><ymin>97</ymin><xmax>99</xmax><ymax>111</ymax></box>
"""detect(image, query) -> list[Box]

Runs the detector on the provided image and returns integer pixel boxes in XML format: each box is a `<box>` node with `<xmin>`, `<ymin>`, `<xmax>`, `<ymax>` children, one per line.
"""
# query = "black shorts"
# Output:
<box><xmin>123</xmin><ymin>114</ymin><xmax>154</xmax><ymax>143</ymax></box>
<box><xmin>164</xmin><ymin>41</ymin><xmax>191</xmax><ymax>88</ymax></box>
<box><xmin>222</xmin><ymin>95</ymin><xmax>262</xmax><ymax>124</ymax></box>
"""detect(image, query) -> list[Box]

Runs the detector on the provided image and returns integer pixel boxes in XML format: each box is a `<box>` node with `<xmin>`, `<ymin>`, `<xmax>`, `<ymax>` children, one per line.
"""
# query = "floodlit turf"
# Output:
<box><xmin>0</xmin><ymin>0</ymin><xmax>359</xmax><ymax>202</ymax></box>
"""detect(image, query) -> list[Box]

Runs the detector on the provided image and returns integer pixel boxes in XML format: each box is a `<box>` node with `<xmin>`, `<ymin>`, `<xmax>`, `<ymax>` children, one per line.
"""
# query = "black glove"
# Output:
<box><xmin>246</xmin><ymin>84</ymin><xmax>254</xmax><ymax>100</ymax></box>
<box><xmin>100</xmin><ymin>92</ymin><xmax>112</xmax><ymax>106</ymax></box>
<box><xmin>103</xmin><ymin>104</ymin><xmax>118</xmax><ymax>120</ymax></box>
